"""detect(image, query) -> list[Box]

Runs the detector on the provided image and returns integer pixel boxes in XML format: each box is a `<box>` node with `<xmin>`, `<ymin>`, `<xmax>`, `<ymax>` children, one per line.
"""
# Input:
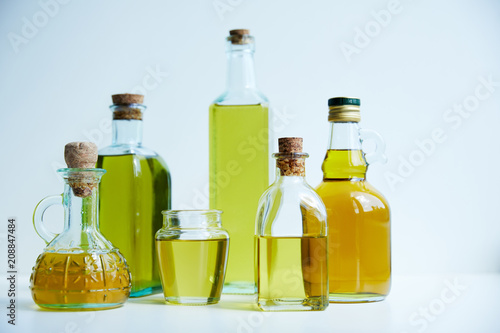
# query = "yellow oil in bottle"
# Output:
<box><xmin>156</xmin><ymin>238</ymin><xmax>228</xmax><ymax>305</ymax></box>
<box><xmin>256</xmin><ymin>236</ymin><xmax>328</xmax><ymax>311</ymax></box>
<box><xmin>316</xmin><ymin>149</ymin><xmax>391</xmax><ymax>302</ymax></box>
<box><xmin>209</xmin><ymin>103</ymin><xmax>269</xmax><ymax>293</ymax></box>
<box><xmin>97</xmin><ymin>154</ymin><xmax>171</xmax><ymax>297</ymax></box>
<box><xmin>30</xmin><ymin>251</ymin><xmax>131</xmax><ymax>309</ymax></box>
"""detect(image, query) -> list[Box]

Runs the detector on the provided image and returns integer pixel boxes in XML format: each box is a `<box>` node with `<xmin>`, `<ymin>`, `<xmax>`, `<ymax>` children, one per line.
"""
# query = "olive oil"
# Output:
<box><xmin>209</xmin><ymin>103</ymin><xmax>269</xmax><ymax>293</ymax></box>
<box><xmin>30</xmin><ymin>251</ymin><xmax>131</xmax><ymax>310</ymax></box>
<box><xmin>256</xmin><ymin>236</ymin><xmax>328</xmax><ymax>311</ymax></box>
<box><xmin>156</xmin><ymin>238</ymin><xmax>229</xmax><ymax>305</ymax></box>
<box><xmin>316</xmin><ymin>149</ymin><xmax>391</xmax><ymax>301</ymax></box>
<box><xmin>97</xmin><ymin>154</ymin><xmax>171</xmax><ymax>296</ymax></box>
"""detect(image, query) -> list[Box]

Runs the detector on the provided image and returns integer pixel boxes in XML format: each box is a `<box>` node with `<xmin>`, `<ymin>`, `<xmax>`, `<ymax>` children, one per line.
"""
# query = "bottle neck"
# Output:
<box><xmin>63</xmin><ymin>181</ymin><xmax>99</xmax><ymax>234</ymax></box>
<box><xmin>225</xmin><ymin>42</ymin><xmax>257</xmax><ymax>93</ymax></box>
<box><xmin>327</xmin><ymin>122</ymin><xmax>362</xmax><ymax>150</ymax></box>
<box><xmin>274</xmin><ymin>155</ymin><xmax>307</xmax><ymax>182</ymax></box>
<box><xmin>112</xmin><ymin>119</ymin><xmax>143</xmax><ymax>146</ymax></box>
<box><xmin>322</xmin><ymin>122</ymin><xmax>367</xmax><ymax>180</ymax></box>
<box><xmin>275</xmin><ymin>170</ymin><xmax>307</xmax><ymax>183</ymax></box>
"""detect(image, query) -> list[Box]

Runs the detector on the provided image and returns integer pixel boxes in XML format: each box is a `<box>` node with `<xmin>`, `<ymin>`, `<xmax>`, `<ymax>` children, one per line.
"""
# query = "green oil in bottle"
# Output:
<box><xmin>209</xmin><ymin>103</ymin><xmax>269</xmax><ymax>294</ymax></box>
<box><xmin>97</xmin><ymin>154</ymin><xmax>171</xmax><ymax>297</ymax></box>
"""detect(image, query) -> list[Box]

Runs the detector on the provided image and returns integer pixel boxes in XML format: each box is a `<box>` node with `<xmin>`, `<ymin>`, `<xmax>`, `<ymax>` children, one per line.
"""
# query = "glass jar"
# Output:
<box><xmin>30</xmin><ymin>168</ymin><xmax>131</xmax><ymax>310</ymax></box>
<box><xmin>155</xmin><ymin>210</ymin><xmax>229</xmax><ymax>305</ymax></box>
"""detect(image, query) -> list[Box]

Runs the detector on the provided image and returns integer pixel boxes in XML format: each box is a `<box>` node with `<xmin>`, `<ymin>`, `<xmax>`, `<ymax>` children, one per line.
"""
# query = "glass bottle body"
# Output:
<box><xmin>316</xmin><ymin>122</ymin><xmax>391</xmax><ymax>302</ymax></box>
<box><xmin>155</xmin><ymin>210</ymin><xmax>229</xmax><ymax>305</ymax></box>
<box><xmin>97</xmin><ymin>104</ymin><xmax>171</xmax><ymax>297</ymax></box>
<box><xmin>256</xmin><ymin>156</ymin><xmax>329</xmax><ymax>311</ymax></box>
<box><xmin>30</xmin><ymin>169</ymin><xmax>131</xmax><ymax>310</ymax></box>
<box><xmin>209</xmin><ymin>32</ymin><xmax>270</xmax><ymax>294</ymax></box>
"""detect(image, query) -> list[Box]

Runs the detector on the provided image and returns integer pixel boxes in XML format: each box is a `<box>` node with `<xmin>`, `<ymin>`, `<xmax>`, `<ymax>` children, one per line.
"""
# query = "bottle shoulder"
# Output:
<box><xmin>213</xmin><ymin>89</ymin><xmax>269</xmax><ymax>105</ymax></box>
<box><xmin>316</xmin><ymin>180</ymin><xmax>390</xmax><ymax>211</ymax></box>
<box><xmin>256</xmin><ymin>179</ymin><xmax>327</xmax><ymax>237</ymax></box>
<box><xmin>97</xmin><ymin>147</ymin><xmax>170</xmax><ymax>175</ymax></box>
<box><xmin>98</xmin><ymin>144</ymin><xmax>158</xmax><ymax>157</ymax></box>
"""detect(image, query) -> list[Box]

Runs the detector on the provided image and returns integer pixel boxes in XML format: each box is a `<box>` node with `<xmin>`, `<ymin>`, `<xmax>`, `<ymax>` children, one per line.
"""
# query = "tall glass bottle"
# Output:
<box><xmin>209</xmin><ymin>29</ymin><xmax>269</xmax><ymax>294</ymax></box>
<box><xmin>316</xmin><ymin>97</ymin><xmax>391</xmax><ymax>302</ymax></box>
<box><xmin>97</xmin><ymin>93</ymin><xmax>171</xmax><ymax>297</ymax></box>
<box><xmin>255</xmin><ymin>137</ymin><xmax>328</xmax><ymax>311</ymax></box>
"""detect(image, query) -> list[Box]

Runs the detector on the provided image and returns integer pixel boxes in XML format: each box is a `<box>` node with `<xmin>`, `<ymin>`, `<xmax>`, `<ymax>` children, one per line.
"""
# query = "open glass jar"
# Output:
<box><xmin>155</xmin><ymin>210</ymin><xmax>229</xmax><ymax>305</ymax></box>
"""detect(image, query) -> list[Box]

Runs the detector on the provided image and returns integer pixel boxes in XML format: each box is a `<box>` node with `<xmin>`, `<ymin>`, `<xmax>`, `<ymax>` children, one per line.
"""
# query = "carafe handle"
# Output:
<box><xmin>33</xmin><ymin>195</ymin><xmax>62</xmax><ymax>244</ymax></box>
<box><xmin>359</xmin><ymin>128</ymin><xmax>388</xmax><ymax>165</ymax></box>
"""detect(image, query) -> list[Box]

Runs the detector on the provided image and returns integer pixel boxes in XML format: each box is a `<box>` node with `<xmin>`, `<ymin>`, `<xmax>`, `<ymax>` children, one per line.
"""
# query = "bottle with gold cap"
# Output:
<box><xmin>97</xmin><ymin>94</ymin><xmax>171</xmax><ymax>297</ymax></box>
<box><xmin>209</xmin><ymin>29</ymin><xmax>269</xmax><ymax>294</ymax></box>
<box><xmin>316</xmin><ymin>97</ymin><xmax>391</xmax><ymax>302</ymax></box>
<box><xmin>255</xmin><ymin>137</ymin><xmax>328</xmax><ymax>311</ymax></box>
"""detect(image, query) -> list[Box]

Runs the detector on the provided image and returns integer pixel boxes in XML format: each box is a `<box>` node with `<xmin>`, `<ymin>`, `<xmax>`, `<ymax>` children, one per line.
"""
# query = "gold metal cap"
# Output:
<box><xmin>328</xmin><ymin>97</ymin><xmax>361</xmax><ymax>122</ymax></box>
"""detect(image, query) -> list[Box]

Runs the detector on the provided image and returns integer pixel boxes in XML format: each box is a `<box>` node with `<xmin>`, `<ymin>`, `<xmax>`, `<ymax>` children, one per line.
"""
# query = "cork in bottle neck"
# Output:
<box><xmin>63</xmin><ymin>142</ymin><xmax>102</xmax><ymax>198</ymax></box>
<box><xmin>228</xmin><ymin>29</ymin><xmax>253</xmax><ymax>45</ymax></box>
<box><xmin>111</xmin><ymin>93</ymin><xmax>145</xmax><ymax>120</ymax></box>
<box><xmin>273</xmin><ymin>137</ymin><xmax>308</xmax><ymax>177</ymax></box>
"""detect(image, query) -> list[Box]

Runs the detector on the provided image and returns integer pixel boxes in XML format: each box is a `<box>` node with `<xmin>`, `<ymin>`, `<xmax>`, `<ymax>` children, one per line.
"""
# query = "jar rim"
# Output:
<box><xmin>161</xmin><ymin>209</ymin><xmax>223</xmax><ymax>216</ymax></box>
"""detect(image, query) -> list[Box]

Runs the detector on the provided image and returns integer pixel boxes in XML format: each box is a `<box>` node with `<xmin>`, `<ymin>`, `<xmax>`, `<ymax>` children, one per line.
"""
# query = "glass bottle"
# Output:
<box><xmin>97</xmin><ymin>93</ymin><xmax>171</xmax><ymax>297</ymax></box>
<box><xmin>255</xmin><ymin>137</ymin><xmax>328</xmax><ymax>311</ymax></box>
<box><xmin>30</xmin><ymin>142</ymin><xmax>131</xmax><ymax>310</ymax></box>
<box><xmin>155</xmin><ymin>210</ymin><xmax>229</xmax><ymax>305</ymax></box>
<box><xmin>209</xmin><ymin>29</ymin><xmax>270</xmax><ymax>294</ymax></box>
<box><xmin>315</xmin><ymin>97</ymin><xmax>391</xmax><ymax>303</ymax></box>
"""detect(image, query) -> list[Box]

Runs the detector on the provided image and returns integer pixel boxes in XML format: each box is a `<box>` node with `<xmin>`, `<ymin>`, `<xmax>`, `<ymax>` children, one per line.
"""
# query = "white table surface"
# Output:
<box><xmin>1</xmin><ymin>274</ymin><xmax>498</xmax><ymax>333</ymax></box>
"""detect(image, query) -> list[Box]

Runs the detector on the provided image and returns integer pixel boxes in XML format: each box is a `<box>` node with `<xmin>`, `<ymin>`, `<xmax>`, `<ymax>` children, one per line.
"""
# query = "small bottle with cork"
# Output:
<box><xmin>255</xmin><ymin>137</ymin><xmax>329</xmax><ymax>311</ymax></box>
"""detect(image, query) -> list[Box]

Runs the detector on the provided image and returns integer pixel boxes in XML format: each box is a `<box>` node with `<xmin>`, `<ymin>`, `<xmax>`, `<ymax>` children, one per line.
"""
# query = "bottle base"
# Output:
<box><xmin>258</xmin><ymin>296</ymin><xmax>328</xmax><ymax>311</ymax></box>
<box><xmin>329</xmin><ymin>292</ymin><xmax>387</xmax><ymax>303</ymax></box>
<box><xmin>164</xmin><ymin>296</ymin><xmax>220</xmax><ymax>306</ymax></box>
<box><xmin>222</xmin><ymin>281</ymin><xmax>255</xmax><ymax>295</ymax></box>
<box><xmin>130</xmin><ymin>285</ymin><xmax>163</xmax><ymax>298</ymax></box>
<box><xmin>35</xmin><ymin>303</ymin><xmax>124</xmax><ymax>311</ymax></box>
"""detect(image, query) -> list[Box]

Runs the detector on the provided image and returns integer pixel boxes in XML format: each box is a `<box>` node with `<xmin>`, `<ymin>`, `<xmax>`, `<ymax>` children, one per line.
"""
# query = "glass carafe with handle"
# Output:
<box><xmin>30</xmin><ymin>142</ymin><xmax>131</xmax><ymax>310</ymax></box>
<box><xmin>315</xmin><ymin>97</ymin><xmax>391</xmax><ymax>303</ymax></box>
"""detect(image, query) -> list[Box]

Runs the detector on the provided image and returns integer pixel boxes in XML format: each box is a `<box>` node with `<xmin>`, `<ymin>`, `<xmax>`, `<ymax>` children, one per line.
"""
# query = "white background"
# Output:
<box><xmin>0</xmin><ymin>0</ymin><xmax>499</xmax><ymax>331</ymax></box>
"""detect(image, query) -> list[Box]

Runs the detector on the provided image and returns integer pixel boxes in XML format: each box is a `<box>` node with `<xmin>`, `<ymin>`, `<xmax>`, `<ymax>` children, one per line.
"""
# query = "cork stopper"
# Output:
<box><xmin>228</xmin><ymin>29</ymin><xmax>251</xmax><ymax>44</ymax></box>
<box><xmin>278</xmin><ymin>137</ymin><xmax>303</xmax><ymax>153</ymax></box>
<box><xmin>275</xmin><ymin>137</ymin><xmax>307</xmax><ymax>177</ymax></box>
<box><xmin>65</xmin><ymin>142</ymin><xmax>98</xmax><ymax>168</ymax></box>
<box><xmin>111</xmin><ymin>93</ymin><xmax>144</xmax><ymax>120</ymax></box>
<box><xmin>230</xmin><ymin>29</ymin><xmax>250</xmax><ymax>36</ymax></box>
<box><xmin>64</xmin><ymin>142</ymin><xmax>98</xmax><ymax>198</ymax></box>
<box><xmin>112</xmin><ymin>93</ymin><xmax>144</xmax><ymax>105</ymax></box>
